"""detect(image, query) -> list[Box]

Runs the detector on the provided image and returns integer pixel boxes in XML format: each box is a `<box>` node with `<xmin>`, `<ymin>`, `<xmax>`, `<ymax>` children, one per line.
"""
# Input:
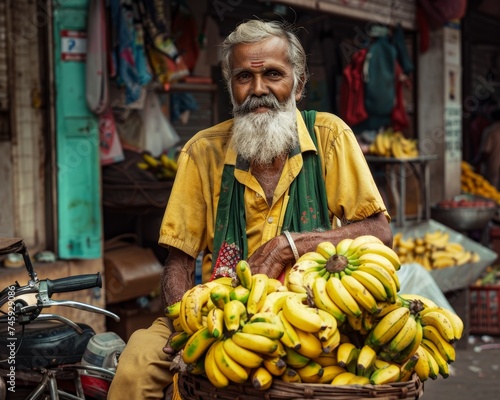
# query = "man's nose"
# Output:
<box><xmin>252</xmin><ymin>76</ymin><xmax>269</xmax><ymax>96</ymax></box>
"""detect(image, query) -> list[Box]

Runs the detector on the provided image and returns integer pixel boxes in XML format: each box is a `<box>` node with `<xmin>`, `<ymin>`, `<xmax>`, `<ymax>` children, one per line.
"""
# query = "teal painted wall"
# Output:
<box><xmin>53</xmin><ymin>0</ymin><xmax>101</xmax><ymax>258</ymax></box>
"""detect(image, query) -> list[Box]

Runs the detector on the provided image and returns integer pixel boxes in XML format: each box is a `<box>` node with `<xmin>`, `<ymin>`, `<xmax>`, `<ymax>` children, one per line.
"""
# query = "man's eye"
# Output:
<box><xmin>266</xmin><ymin>71</ymin><xmax>281</xmax><ymax>78</ymax></box>
<box><xmin>236</xmin><ymin>73</ymin><xmax>251</xmax><ymax>81</ymax></box>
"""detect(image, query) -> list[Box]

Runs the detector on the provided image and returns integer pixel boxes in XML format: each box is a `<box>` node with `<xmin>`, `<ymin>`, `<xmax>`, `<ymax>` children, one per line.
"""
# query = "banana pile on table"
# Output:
<box><xmin>393</xmin><ymin>230</ymin><xmax>480</xmax><ymax>270</ymax></box>
<box><xmin>164</xmin><ymin>235</ymin><xmax>463</xmax><ymax>390</ymax></box>
<box><xmin>136</xmin><ymin>152</ymin><xmax>178</xmax><ymax>181</ymax></box>
<box><xmin>368</xmin><ymin>129</ymin><xmax>419</xmax><ymax>159</ymax></box>
<box><xmin>461</xmin><ymin>161</ymin><xmax>500</xmax><ymax>204</ymax></box>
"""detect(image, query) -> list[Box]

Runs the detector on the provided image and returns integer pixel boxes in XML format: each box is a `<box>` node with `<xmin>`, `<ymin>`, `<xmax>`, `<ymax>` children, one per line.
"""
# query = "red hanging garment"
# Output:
<box><xmin>340</xmin><ymin>48</ymin><xmax>369</xmax><ymax>126</ymax></box>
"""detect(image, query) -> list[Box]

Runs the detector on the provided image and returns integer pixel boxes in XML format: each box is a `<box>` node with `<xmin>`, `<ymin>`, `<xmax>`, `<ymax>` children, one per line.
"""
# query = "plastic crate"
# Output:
<box><xmin>469</xmin><ymin>285</ymin><xmax>500</xmax><ymax>335</ymax></box>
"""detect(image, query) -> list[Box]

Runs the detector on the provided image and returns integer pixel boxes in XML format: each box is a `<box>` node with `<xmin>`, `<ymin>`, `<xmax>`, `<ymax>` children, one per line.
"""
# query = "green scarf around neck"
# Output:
<box><xmin>211</xmin><ymin>110</ymin><xmax>331</xmax><ymax>278</ymax></box>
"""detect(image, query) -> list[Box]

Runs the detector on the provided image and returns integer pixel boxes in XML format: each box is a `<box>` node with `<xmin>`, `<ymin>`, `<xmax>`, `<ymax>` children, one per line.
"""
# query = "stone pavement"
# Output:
<box><xmin>420</xmin><ymin>335</ymin><xmax>500</xmax><ymax>399</ymax></box>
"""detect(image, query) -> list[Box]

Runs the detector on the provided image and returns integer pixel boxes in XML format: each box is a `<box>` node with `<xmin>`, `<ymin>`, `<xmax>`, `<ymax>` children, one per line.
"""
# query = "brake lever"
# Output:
<box><xmin>35</xmin><ymin>314</ymin><xmax>84</xmax><ymax>334</ymax></box>
<box><xmin>40</xmin><ymin>299</ymin><xmax>121</xmax><ymax>322</ymax></box>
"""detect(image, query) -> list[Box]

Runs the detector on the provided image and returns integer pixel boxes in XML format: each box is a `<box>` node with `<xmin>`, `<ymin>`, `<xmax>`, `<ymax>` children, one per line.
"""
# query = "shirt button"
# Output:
<box><xmin>267</xmin><ymin>217</ymin><xmax>274</xmax><ymax>224</ymax></box>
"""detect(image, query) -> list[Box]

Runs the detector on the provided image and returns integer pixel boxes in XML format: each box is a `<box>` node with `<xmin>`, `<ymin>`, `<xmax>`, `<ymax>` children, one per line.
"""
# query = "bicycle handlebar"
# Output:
<box><xmin>45</xmin><ymin>273</ymin><xmax>102</xmax><ymax>297</ymax></box>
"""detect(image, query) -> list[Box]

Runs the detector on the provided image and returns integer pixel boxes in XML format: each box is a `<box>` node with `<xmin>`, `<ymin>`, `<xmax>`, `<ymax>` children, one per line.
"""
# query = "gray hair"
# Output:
<box><xmin>220</xmin><ymin>20</ymin><xmax>309</xmax><ymax>99</ymax></box>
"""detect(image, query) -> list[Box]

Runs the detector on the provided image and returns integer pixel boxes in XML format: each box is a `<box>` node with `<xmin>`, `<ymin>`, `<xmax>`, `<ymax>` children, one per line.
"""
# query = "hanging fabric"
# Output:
<box><xmin>86</xmin><ymin>0</ymin><xmax>109</xmax><ymax>115</ymax></box>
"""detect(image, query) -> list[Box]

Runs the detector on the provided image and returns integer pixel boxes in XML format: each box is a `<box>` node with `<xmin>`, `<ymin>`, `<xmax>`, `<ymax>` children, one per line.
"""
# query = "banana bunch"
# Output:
<box><xmin>368</xmin><ymin>129</ymin><xmax>419</xmax><ymax>159</ymax></box>
<box><xmin>164</xmin><ymin>261</ymin><xmax>343</xmax><ymax>390</ymax></box>
<box><xmin>461</xmin><ymin>161</ymin><xmax>500</xmax><ymax>204</ymax></box>
<box><xmin>164</xmin><ymin>235</ymin><xmax>465</xmax><ymax>390</ymax></box>
<box><xmin>286</xmin><ymin>235</ymin><xmax>402</xmax><ymax>321</ymax></box>
<box><xmin>393</xmin><ymin>230</ymin><xmax>480</xmax><ymax>270</ymax></box>
<box><xmin>136</xmin><ymin>152</ymin><xmax>178</xmax><ymax>181</ymax></box>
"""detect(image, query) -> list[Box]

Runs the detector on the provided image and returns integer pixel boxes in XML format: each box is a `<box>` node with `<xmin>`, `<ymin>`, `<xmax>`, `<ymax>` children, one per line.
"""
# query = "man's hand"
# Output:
<box><xmin>247</xmin><ymin>234</ymin><xmax>293</xmax><ymax>278</ymax></box>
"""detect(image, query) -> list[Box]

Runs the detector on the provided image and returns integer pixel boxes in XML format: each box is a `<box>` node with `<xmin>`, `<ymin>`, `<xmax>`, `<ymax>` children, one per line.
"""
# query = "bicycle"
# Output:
<box><xmin>0</xmin><ymin>237</ymin><xmax>125</xmax><ymax>400</ymax></box>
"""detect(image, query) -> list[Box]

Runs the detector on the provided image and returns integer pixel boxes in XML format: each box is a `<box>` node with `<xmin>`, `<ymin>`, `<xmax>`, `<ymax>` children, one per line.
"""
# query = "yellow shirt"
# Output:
<box><xmin>159</xmin><ymin>109</ymin><xmax>388</xmax><ymax>282</ymax></box>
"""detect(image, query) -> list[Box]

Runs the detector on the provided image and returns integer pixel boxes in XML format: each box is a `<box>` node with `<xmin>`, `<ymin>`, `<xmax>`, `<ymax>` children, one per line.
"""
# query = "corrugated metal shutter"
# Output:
<box><xmin>267</xmin><ymin>0</ymin><xmax>416</xmax><ymax>30</ymax></box>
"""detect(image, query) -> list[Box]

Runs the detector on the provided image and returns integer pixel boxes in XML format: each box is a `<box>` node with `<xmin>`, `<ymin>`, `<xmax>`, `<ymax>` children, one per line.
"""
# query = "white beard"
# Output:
<box><xmin>231</xmin><ymin>94</ymin><xmax>298</xmax><ymax>165</ymax></box>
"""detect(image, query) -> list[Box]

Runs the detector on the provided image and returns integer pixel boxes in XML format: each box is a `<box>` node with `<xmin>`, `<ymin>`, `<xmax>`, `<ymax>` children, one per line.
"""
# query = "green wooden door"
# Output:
<box><xmin>53</xmin><ymin>0</ymin><xmax>101</xmax><ymax>259</ymax></box>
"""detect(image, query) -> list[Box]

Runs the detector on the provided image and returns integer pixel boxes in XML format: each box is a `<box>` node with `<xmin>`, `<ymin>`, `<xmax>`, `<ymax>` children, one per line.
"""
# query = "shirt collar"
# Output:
<box><xmin>224</xmin><ymin>108</ymin><xmax>317</xmax><ymax>167</ymax></box>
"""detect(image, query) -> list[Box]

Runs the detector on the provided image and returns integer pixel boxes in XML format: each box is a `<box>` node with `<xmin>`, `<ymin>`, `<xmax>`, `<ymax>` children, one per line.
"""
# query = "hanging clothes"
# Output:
<box><xmin>109</xmin><ymin>0</ymin><xmax>151</xmax><ymax>105</ymax></box>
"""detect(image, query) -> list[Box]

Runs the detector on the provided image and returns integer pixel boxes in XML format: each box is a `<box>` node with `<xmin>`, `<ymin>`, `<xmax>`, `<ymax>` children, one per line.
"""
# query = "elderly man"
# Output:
<box><xmin>108</xmin><ymin>19</ymin><xmax>391</xmax><ymax>399</ymax></box>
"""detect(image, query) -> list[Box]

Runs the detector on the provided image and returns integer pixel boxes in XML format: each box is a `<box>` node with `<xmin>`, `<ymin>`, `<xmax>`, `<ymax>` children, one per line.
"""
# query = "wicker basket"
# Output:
<box><xmin>178</xmin><ymin>373</ymin><xmax>424</xmax><ymax>400</ymax></box>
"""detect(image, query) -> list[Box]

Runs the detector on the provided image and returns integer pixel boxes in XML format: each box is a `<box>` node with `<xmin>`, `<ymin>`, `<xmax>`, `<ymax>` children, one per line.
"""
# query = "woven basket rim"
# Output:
<box><xmin>178</xmin><ymin>372</ymin><xmax>424</xmax><ymax>400</ymax></box>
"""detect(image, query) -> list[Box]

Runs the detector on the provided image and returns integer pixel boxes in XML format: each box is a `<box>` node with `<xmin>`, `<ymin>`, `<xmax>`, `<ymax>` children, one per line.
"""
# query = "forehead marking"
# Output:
<box><xmin>250</xmin><ymin>61</ymin><xmax>264</xmax><ymax>68</ymax></box>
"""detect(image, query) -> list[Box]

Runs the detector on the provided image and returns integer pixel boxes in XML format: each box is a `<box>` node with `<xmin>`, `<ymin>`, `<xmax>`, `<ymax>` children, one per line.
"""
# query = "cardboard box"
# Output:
<box><xmin>106</xmin><ymin>298</ymin><xmax>163</xmax><ymax>342</ymax></box>
<box><xmin>103</xmin><ymin>241</ymin><xmax>163</xmax><ymax>305</ymax></box>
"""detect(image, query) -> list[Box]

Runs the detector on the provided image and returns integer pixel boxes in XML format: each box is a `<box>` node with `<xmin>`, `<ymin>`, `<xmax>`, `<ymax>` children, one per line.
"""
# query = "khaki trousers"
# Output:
<box><xmin>107</xmin><ymin>317</ymin><xmax>174</xmax><ymax>399</ymax></box>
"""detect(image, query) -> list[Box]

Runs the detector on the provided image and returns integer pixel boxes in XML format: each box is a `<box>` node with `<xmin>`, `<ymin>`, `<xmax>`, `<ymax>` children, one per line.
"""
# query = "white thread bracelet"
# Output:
<box><xmin>283</xmin><ymin>230</ymin><xmax>300</xmax><ymax>262</ymax></box>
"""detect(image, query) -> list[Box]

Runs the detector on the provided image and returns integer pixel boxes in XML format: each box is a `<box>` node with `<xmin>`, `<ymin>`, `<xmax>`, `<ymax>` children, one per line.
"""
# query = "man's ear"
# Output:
<box><xmin>294</xmin><ymin>78</ymin><xmax>305</xmax><ymax>102</ymax></box>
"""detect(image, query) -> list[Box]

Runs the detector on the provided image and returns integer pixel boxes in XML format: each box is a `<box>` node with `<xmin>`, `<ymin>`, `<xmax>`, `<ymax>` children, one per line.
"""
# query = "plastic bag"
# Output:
<box><xmin>397</xmin><ymin>263</ymin><xmax>456</xmax><ymax>312</ymax></box>
<box><xmin>140</xmin><ymin>91</ymin><xmax>180</xmax><ymax>156</ymax></box>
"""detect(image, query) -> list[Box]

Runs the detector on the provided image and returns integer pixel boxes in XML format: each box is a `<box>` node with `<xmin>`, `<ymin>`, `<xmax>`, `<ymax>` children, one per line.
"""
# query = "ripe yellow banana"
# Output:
<box><xmin>312</xmin><ymin>352</ymin><xmax>338</xmax><ymax>367</ymax></box>
<box><xmin>340</xmin><ymin>273</ymin><xmax>381</xmax><ymax>314</ymax></box>
<box><xmin>284</xmin><ymin>345</ymin><xmax>310</xmax><ymax>368</ymax></box>
<box><xmin>251</xmin><ymin>366</ymin><xmax>273</xmax><ymax>390</ymax></box>
<box><xmin>349</xmin><ymin>269</ymin><xmax>388</xmax><ymax>301</ymax></box>
<box><xmin>246</xmin><ymin>273</ymin><xmax>269</xmax><ymax>315</ymax></box>
<box><xmin>235</xmin><ymin>260</ymin><xmax>252</xmax><ymax>290</ymax></box>
<box><xmin>213</xmin><ymin>339</ymin><xmax>249</xmax><ymax>384</ymax></box>
<box><xmin>223</xmin><ymin>337</ymin><xmax>263</xmax><ymax>369</ymax></box>
<box><xmin>357</xmin><ymin>263</ymin><xmax>398</xmax><ymax>302</ymax></box>
<box><xmin>331</xmin><ymin>371</ymin><xmax>357</xmax><ymax>385</ymax></box>
<box><xmin>263</xmin><ymin>355</ymin><xmax>287</xmax><ymax>376</ymax></box>
<box><xmin>241</xmin><ymin>321</ymin><xmax>284</xmax><ymax>340</ymax></box>
<box><xmin>347</xmin><ymin>313</ymin><xmax>363</xmax><ymax>332</ymax></box>
<box><xmin>164</xmin><ymin>300</ymin><xmax>181</xmax><ymax>319</ymax></box>
<box><xmin>282</xmin><ymin>293</ymin><xmax>324</xmax><ymax>333</ymax></box>
<box><xmin>336</xmin><ymin>342</ymin><xmax>358</xmax><ymax>368</ymax></box>
<box><xmin>182</xmin><ymin>326</ymin><xmax>217</xmax><ymax>364</ymax></box>
<box><xmin>421</xmin><ymin>338</ymin><xmax>450</xmax><ymax>378</ymax></box>
<box><xmin>210</xmin><ymin>284</ymin><xmax>231</xmax><ymax>310</ymax></box>
<box><xmin>229</xmin><ymin>284</ymin><xmax>250</xmax><ymax>304</ymax></box>
<box><xmin>296</xmin><ymin>360</ymin><xmax>325</xmax><ymax>383</ymax></box>
<box><xmin>223</xmin><ymin>299</ymin><xmax>248</xmax><ymax>332</ymax></box>
<box><xmin>172</xmin><ymin>316</ymin><xmax>184</xmax><ymax>332</ymax></box>
<box><xmin>392</xmin><ymin>317</ymin><xmax>423</xmax><ymax>364</ymax></box>
<box><xmin>367</xmin><ymin>306</ymin><xmax>410</xmax><ymax>347</ymax></box>
<box><xmin>277</xmin><ymin>310</ymin><xmax>302</xmax><ymax>350</ymax></box>
<box><xmin>295</xmin><ymin>328</ymin><xmax>324</xmax><ymax>359</ymax></box>
<box><xmin>350</xmin><ymin>375</ymin><xmax>371</xmax><ymax>385</ymax></box>
<box><xmin>182</xmin><ymin>282</ymin><xmax>218</xmax><ymax>334</ymax></box>
<box><xmin>420</xmin><ymin>306</ymin><xmax>463</xmax><ymax>342</ymax></box>
<box><xmin>287</xmin><ymin>261</ymin><xmax>325</xmax><ymax>293</ymax></box>
<box><xmin>420</xmin><ymin>310</ymin><xmax>456</xmax><ymax>342</ymax></box>
<box><xmin>347</xmin><ymin>242</ymin><xmax>401</xmax><ymax>271</ymax></box>
<box><xmin>259</xmin><ymin>291</ymin><xmax>292</xmax><ymax>314</ymax></box>
<box><xmin>206</xmin><ymin>307</ymin><xmax>224</xmax><ymax>338</ymax></box>
<box><xmin>421</xmin><ymin>345</ymin><xmax>439</xmax><ymax>380</ymax></box>
<box><xmin>326</xmin><ymin>275</ymin><xmax>362</xmax><ymax>317</ymax></box>
<box><xmin>321</xmin><ymin>327</ymin><xmax>341</xmax><ymax>354</ymax></box>
<box><xmin>317</xmin><ymin>365</ymin><xmax>346</xmax><ymax>384</ymax></box>
<box><xmin>316</xmin><ymin>309</ymin><xmax>338</xmax><ymax>342</ymax></box>
<box><xmin>385</xmin><ymin>314</ymin><xmax>418</xmax><ymax>356</ymax></box>
<box><xmin>316</xmin><ymin>241</ymin><xmax>337</xmax><ymax>259</ymax></box>
<box><xmin>267</xmin><ymin>278</ymin><xmax>286</xmax><ymax>294</ymax></box>
<box><xmin>204</xmin><ymin>343</ymin><xmax>230</xmax><ymax>388</ymax></box>
<box><xmin>356</xmin><ymin>344</ymin><xmax>377</xmax><ymax>376</ymax></box>
<box><xmin>167</xmin><ymin>331</ymin><xmax>191</xmax><ymax>352</ymax></box>
<box><xmin>231</xmin><ymin>331</ymin><xmax>278</xmax><ymax>355</ymax></box>
<box><xmin>369</xmin><ymin>363</ymin><xmax>401</xmax><ymax>384</ymax></box>
<box><xmin>345</xmin><ymin>235</ymin><xmax>384</xmax><ymax>258</ymax></box>
<box><xmin>414</xmin><ymin>344</ymin><xmax>431</xmax><ymax>381</ymax></box>
<box><xmin>421</xmin><ymin>325</ymin><xmax>456</xmax><ymax>363</ymax></box>
<box><xmin>352</xmin><ymin>252</ymin><xmax>398</xmax><ymax>277</ymax></box>
<box><xmin>311</xmin><ymin>276</ymin><xmax>346</xmax><ymax>324</ymax></box>
<box><xmin>281</xmin><ymin>367</ymin><xmax>302</xmax><ymax>383</ymax></box>
<box><xmin>335</xmin><ymin>238</ymin><xmax>354</xmax><ymax>256</ymax></box>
